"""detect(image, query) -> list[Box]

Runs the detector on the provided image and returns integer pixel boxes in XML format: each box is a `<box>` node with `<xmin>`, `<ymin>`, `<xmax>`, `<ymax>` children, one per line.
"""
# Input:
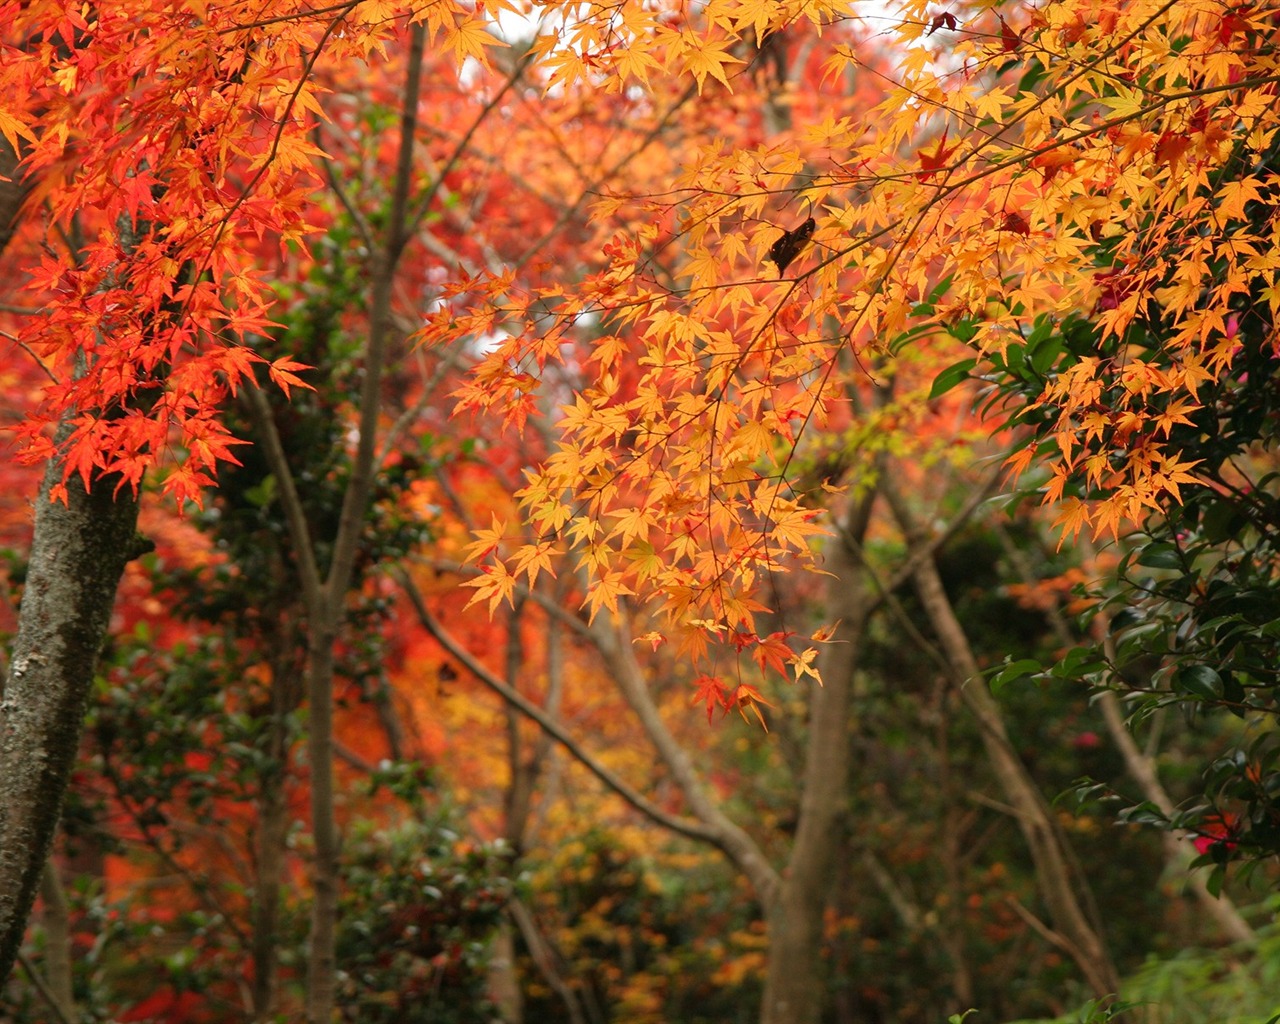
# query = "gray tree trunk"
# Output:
<box><xmin>0</xmin><ymin>459</ymin><xmax>141</xmax><ymax>984</ymax></box>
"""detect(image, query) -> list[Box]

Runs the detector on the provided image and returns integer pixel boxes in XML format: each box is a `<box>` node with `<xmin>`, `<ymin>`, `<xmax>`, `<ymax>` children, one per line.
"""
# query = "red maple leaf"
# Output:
<box><xmin>927</xmin><ymin>11</ymin><xmax>957</xmax><ymax>35</ymax></box>
<box><xmin>691</xmin><ymin>674</ymin><xmax>730</xmax><ymax>724</ymax></box>
<box><xmin>916</xmin><ymin>129</ymin><xmax>958</xmax><ymax>182</ymax></box>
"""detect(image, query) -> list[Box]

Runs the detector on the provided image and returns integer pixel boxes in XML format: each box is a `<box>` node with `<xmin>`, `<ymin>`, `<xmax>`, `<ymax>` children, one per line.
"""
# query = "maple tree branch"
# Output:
<box><xmin>37</xmin><ymin>863</ymin><xmax>73</xmax><ymax>1018</ymax></box>
<box><xmin>375</xmin><ymin>339</ymin><xmax>475</xmax><ymax>470</ymax></box>
<box><xmin>589</xmin><ymin>614</ymin><xmax>782</xmax><ymax>904</ymax></box>
<box><xmin>993</xmin><ymin>523</ymin><xmax>1257</xmax><ymax>944</ymax></box>
<box><xmin>176</xmin><ymin>11</ymin><xmax>349</xmax><ymax>338</ymax></box>
<box><xmin>512</xmin><ymin>80</ymin><xmax>698</xmax><ymax>272</ymax></box>
<box><xmin>241</xmin><ymin>384</ymin><xmax>325</xmax><ymax>612</ymax></box>
<box><xmin>507</xmin><ymin>896</ymin><xmax>588</xmax><ymax>1024</ymax></box>
<box><xmin>16</xmin><ymin>951</ymin><xmax>72</xmax><ymax>1024</ymax></box>
<box><xmin>315</xmin><ymin>143</ymin><xmax>376</xmax><ymax>253</ymax></box>
<box><xmin>1094</xmin><ymin>686</ymin><xmax>1256</xmax><ymax>943</ymax></box>
<box><xmin>405</xmin><ymin>47</ymin><xmax>537</xmax><ymax>243</ymax></box>
<box><xmin>1004</xmin><ymin>894</ymin><xmax>1080</xmax><ymax>961</ymax></box>
<box><xmin>855</xmin><ymin>463</ymin><xmax>1005</xmax><ymax>616</ymax></box>
<box><xmin>1070</xmin><ymin>546</ymin><xmax>1257</xmax><ymax>944</ymax></box>
<box><xmin>325</xmin><ymin>26</ymin><xmax>423</xmax><ymax>602</ymax></box>
<box><xmin>303</xmin><ymin>25</ymin><xmax>429</xmax><ymax>1022</ymax></box>
<box><xmin>397</xmin><ymin>570</ymin><xmax>725</xmax><ymax>848</ymax></box>
<box><xmin>218</xmin><ymin>0</ymin><xmax>359</xmax><ymax>34</ymax></box>
<box><xmin>420</xmin><ymin>556</ymin><xmax>597</xmax><ymax>641</ymax></box>
<box><xmin>0</xmin><ymin>331</ymin><xmax>59</xmax><ymax>384</ymax></box>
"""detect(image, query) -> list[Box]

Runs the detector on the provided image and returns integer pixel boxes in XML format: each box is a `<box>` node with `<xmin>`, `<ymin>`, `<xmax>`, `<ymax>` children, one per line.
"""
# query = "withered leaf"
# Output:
<box><xmin>766</xmin><ymin>216</ymin><xmax>815</xmax><ymax>276</ymax></box>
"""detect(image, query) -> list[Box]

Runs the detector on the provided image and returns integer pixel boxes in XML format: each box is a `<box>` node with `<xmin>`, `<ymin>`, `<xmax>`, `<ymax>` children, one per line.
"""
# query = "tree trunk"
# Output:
<box><xmin>1095</xmin><ymin>691</ymin><xmax>1255</xmax><ymax>944</ymax></box>
<box><xmin>0</xmin><ymin>460</ymin><xmax>141</xmax><ymax>984</ymax></box>
<box><xmin>251</xmin><ymin>652</ymin><xmax>301</xmax><ymax>1021</ymax></box>
<box><xmin>304</xmin><ymin>618</ymin><xmax>339</xmax><ymax>1023</ymax></box>
<box><xmin>39</xmin><ymin>861</ymin><xmax>75</xmax><ymax>1020</ymax></box>
<box><xmin>761</xmin><ymin>494</ymin><xmax>874</xmax><ymax>1024</ymax></box>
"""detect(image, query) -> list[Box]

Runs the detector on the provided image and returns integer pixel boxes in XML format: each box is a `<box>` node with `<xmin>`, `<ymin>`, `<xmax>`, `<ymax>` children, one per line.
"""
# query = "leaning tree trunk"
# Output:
<box><xmin>0</xmin><ymin>458</ymin><xmax>142</xmax><ymax>984</ymax></box>
<box><xmin>882</xmin><ymin>476</ymin><xmax>1120</xmax><ymax>998</ymax></box>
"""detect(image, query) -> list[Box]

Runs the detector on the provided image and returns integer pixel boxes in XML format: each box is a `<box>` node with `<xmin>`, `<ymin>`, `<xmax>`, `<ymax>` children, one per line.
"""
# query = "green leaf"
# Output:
<box><xmin>926</xmin><ymin>274</ymin><xmax>954</xmax><ymax>304</ymax></box>
<box><xmin>1174</xmin><ymin>664</ymin><xmax>1224</xmax><ymax>701</ymax></box>
<box><xmin>929</xmin><ymin>358</ymin><xmax>977</xmax><ymax>399</ymax></box>
<box><xmin>1135</xmin><ymin>542</ymin><xmax>1183</xmax><ymax>570</ymax></box>
<box><xmin>990</xmin><ymin>658</ymin><xmax>1043</xmax><ymax>694</ymax></box>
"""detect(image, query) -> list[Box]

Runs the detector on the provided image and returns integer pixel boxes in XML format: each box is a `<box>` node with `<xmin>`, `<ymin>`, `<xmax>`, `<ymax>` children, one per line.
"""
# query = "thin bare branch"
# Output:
<box><xmin>397</xmin><ymin>569</ymin><xmax>725</xmax><ymax>848</ymax></box>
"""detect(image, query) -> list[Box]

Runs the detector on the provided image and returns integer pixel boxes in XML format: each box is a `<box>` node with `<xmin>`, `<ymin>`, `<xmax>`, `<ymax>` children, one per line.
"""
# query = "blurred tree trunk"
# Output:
<box><xmin>1001</xmin><ymin>528</ymin><xmax>1256</xmax><ymax>946</ymax></box>
<box><xmin>39</xmin><ymin>861</ymin><xmax>75</xmax><ymax>1019</ymax></box>
<box><xmin>251</xmin><ymin>648</ymin><xmax>303</xmax><ymax>1021</ymax></box>
<box><xmin>760</xmin><ymin>492</ymin><xmax>875</xmax><ymax>1024</ymax></box>
<box><xmin>0</xmin><ymin>136</ymin><xmax>30</xmax><ymax>259</ymax></box>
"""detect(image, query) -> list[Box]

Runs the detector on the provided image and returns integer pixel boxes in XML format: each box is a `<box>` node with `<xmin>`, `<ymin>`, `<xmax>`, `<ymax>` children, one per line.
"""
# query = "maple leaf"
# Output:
<box><xmin>792</xmin><ymin>645</ymin><xmax>822</xmax><ymax>684</ymax></box>
<box><xmin>916</xmin><ymin>129</ymin><xmax>958</xmax><ymax>182</ymax></box>
<box><xmin>998</xmin><ymin>15</ymin><xmax>1021</xmax><ymax>52</ymax></box>
<box><xmin>511</xmin><ymin>541</ymin><xmax>558</xmax><ymax>585</ymax></box>
<box><xmin>751</xmin><ymin>630</ymin><xmax>795</xmax><ymax>676</ymax></box>
<box><xmin>267</xmin><ymin>356</ymin><xmax>316</xmax><ymax>399</ymax></box>
<box><xmin>463</xmin><ymin>515</ymin><xmax>509</xmax><ymax>563</ymax></box>
<box><xmin>927</xmin><ymin>11</ymin><xmax>958</xmax><ymax>35</ymax></box>
<box><xmin>581</xmin><ymin>569</ymin><xmax>635</xmax><ymax>623</ymax></box>
<box><xmin>1000</xmin><ymin>211</ymin><xmax>1030</xmax><ymax>235</ymax></box>
<box><xmin>732</xmin><ymin>683</ymin><xmax>774</xmax><ymax>732</ymax></box>
<box><xmin>0</xmin><ymin>106</ymin><xmax>34</xmax><ymax>153</ymax></box>
<box><xmin>680</xmin><ymin>36</ymin><xmax>743</xmax><ymax>94</ymax></box>
<box><xmin>448</xmin><ymin>17</ymin><xmax>507</xmax><ymax>68</ymax></box>
<box><xmin>691</xmin><ymin>673</ymin><xmax>730</xmax><ymax>724</ymax></box>
<box><xmin>766</xmin><ymin>216</ymin><xmax>816</xmax><ymax>275</ymax></box>
<box><xmin>462</xmin><ymin>563</ymin><xmax>519</xmax><ymax>616</ymax></box>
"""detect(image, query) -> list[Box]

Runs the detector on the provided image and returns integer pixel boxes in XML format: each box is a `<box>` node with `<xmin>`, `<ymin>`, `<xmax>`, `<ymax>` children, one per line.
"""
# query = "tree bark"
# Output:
<box><xmin>0</xmin><ymin>460</ymin><xmax>141</xmax><ymax>984</ymax></box>
<box><xmin>0</xmin><ymin>135</ymin><xmax>31</xmax><ymax>259</ymax></box>
<box><xmin>251</xmin><ymin>649</ymin><xmax>302</xmax><ymax>1021</ymax></box>
<box><xmin>760</xmin><ymin>492</ymin><xmax>874</xmax><ymax>1024</ymax></box>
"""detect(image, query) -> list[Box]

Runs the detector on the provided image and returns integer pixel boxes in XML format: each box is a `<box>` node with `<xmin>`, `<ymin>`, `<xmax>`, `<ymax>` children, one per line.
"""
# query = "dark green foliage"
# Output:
<box><xmin>337</xmin><ymin>816</ymin><xmax>514</xmax><ymax>1024</ymax></box>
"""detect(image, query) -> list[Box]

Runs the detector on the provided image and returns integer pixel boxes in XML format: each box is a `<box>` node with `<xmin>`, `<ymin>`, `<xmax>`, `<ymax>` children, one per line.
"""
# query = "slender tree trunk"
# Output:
<box><xmin>882</xmin><ymin>477</ymin><xmax>1119</xmax><ymax>998</ymax></box>
<box><xmin>1001</xmin><ymin>527</ymin><xmax>1256</xmax><ymax>945</ymax></box>
<box><xmin>0</xmin><ymin>459</ymin><xmax>141</xmax><ymax>984</ymax></box>
<box><xmin>305</xmin><ymin>622</ymin><xmax>339</xmax><ymax>1021</ymax></box>
<box><xmin>1095</xmin><ymin>689</ymin><xmax>1255</xmax><ymax>943</ymax></box>
<box><xmin>39</xmin><ymin>861</ymin><xmax>74</xmax><ymax>1019</ymax></box>
<box><xmin>760</xmin><ymin>493</ymin><xmax>874</xmax><ymax>1024</ymax></box>
<box><xmin>490</xmin><ymin>599</ymin><xmax>537</xmax><ymax>1024</ymax></box>
<box><xmin>251</xmin><ymin>656</ymin><xmax>300</xmax><ymax>1021</ymax></box>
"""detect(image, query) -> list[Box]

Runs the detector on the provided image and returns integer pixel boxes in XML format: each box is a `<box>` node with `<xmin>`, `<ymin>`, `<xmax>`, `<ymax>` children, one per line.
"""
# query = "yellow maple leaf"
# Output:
<box><xmin>449</xmin><ymin>17</ymin><xmax>507</xmax><ymax>68</ymax></box>
<box><xmin>678</xmin><ymin>36</ymin><xmax>742</xmax><ymax>94</ymax></box>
